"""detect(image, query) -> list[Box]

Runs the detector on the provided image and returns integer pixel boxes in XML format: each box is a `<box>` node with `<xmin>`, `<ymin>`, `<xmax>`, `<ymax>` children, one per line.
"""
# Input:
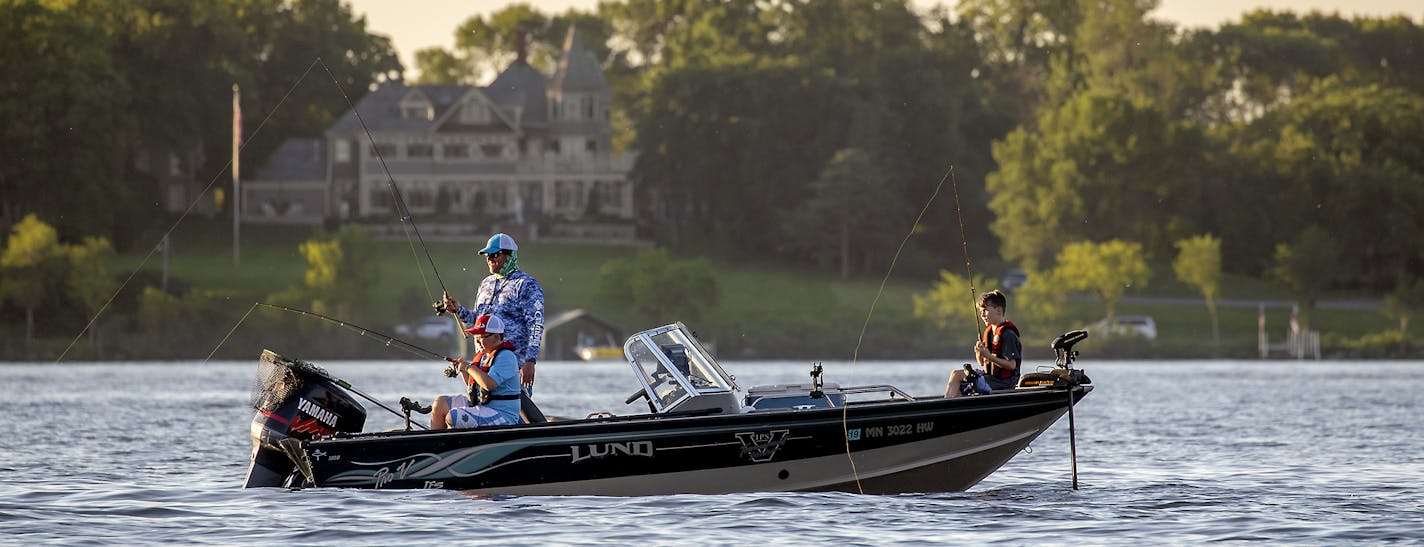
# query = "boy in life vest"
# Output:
<box><xmin>430</xmin><ymin>314</ymin><xmax>523</xmax><ymax>429</ymax></box>
<box><xmin>945</xmin><ymin>290</ymin><xmax>1021</xmax><ymax>397</ymax></box>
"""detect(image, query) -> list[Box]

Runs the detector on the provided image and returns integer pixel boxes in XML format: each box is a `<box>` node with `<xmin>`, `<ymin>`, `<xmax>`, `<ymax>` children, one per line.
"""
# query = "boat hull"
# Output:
<box><xmin>287</xmin><ymin>385</ymin><xmax>1090</xmax><ymax>495</ymax></box>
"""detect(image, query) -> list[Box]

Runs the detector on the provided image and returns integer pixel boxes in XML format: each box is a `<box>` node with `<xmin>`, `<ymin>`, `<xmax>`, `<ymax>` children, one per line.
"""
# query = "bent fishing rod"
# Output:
<box><xmin>257</xmin><ymin>303</ymin><xmax>455</xmax><ymax>363</ymax></box>
<box><xmin>317</xmin><ymin>59</ymin><xmax>461</xmax><ymax>319</ymax></box>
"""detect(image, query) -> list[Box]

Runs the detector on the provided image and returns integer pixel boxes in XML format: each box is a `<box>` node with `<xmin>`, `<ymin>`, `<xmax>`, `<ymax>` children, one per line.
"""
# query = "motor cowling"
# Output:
<box><xmin>243</xmin><ymin>350</ymin><xmax>366</xmax><ymax>488</ymax></box>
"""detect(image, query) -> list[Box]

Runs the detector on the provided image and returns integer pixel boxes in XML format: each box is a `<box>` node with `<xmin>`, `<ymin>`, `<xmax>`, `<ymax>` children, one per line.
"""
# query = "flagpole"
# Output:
<box><xmin>233</xmin><ymin>83</ymin><xmax>241</xmax><ymax>266</ymax></box>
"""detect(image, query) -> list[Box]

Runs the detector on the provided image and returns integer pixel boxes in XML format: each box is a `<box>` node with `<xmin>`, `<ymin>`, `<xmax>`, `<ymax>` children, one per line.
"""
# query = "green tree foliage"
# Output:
<box><xmin>1</xmin><ymin>214</ymin><xmax>69</xmax><ymax>343</ymax></box>
<box><xmin>66</xmin><ymin>236</ymin><xmax>118</xmax><ymax>351</ymax></box>
<box><xmin>1051</xmin><ymin>239</ymin><xmax>1150</xmax><ymax>325</ymax></box>
<box><xmin>1</xmin><ymin>0</ymin><xmax>398</xmax><ymax>244</ymax></box>
<box><xmin>596</xmin><ymin>249</ymin><xmax>719</xmax><ymax>324</ymax></box>
<box><xmin>1202</xmin><ymin>11</ymin><xmax>1424</xmax><ymax>120</ymax></box>
<box><xmin>1173</xmin><ymin>234</ymin><xmax>1221</xmax><ymax>345</ymax></box>
<box><xmin>1219</xmin><ymin>79</ymin><xmax>1424</xmax><ymax>283</ymax></box>
<box><xmin>912</xmin><ymin>270</ymin><xmax>991</xmax><ymax>336</ymax></box>
<box><xmin>986</xmin><ymin>91</ymin><xmax>1203</xmax><ymax>269</ymax></box>
<box><xmin>781</xmin><ymin>149</ymin><xmax>910</xmax><ymax>279</ymax></box>
<box><xmin>1268</xmin><ymin>226</ymin><xmax>1341</xmax><ymax>331</ymax></box>
<box><xmin>0</xmin><ymin>1</ymin><xmax>129</xmax><ymax>235</ymax></box>
<box><xmin>1383</xmin><ymin>278</ymin><xmax>1424</xmax><ymax>339</ymax></box>
<box><xmin>285</xmin><ymin>225</ymin><xmax>378</xmax><ymax>319</ymax></box>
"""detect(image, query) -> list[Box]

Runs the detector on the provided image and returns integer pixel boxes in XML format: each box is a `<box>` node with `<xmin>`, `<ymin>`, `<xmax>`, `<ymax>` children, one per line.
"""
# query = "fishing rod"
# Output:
<box><xmin>316</xmin><ymin>59</ymin><xmax>459</xmax><ymax>321</ymax></box>
<box><xmin>256</xmin><ymin>302</ymin><xmax>454</xmax><ymax>362</ymax></box>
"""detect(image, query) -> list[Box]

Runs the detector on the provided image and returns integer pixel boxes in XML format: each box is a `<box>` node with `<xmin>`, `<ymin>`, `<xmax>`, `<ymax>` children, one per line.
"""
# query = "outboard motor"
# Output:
<box><xmin>243</xmin><ymin>350</ymin><xmax>366</xmax><ymax>488</ymax></box>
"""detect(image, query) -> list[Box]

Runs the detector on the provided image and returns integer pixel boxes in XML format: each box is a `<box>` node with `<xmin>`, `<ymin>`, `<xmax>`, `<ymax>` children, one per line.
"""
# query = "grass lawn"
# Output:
<box><xmin>75</xmin><ymin>218</ymin><xmax>1418</xmax><ymax>360</ymax></box>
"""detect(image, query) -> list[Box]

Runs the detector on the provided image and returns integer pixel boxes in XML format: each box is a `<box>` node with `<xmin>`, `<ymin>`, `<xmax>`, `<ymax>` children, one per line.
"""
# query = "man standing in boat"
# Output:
<box><xmin>443</xmin><ymin>233</ymin><xmax>544</xmax><ymax>394</ymax></box>
<box><xmin>945</xmin><ymin>290</ymin><xmax>1021</xmax><ymax>397</ymax></box>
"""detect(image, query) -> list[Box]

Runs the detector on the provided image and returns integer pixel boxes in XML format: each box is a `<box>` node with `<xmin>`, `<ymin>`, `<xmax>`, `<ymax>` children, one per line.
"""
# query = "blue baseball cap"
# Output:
<box><xmin>479</xmin><ymin>233</ymin><xmax>518</xmax><ymax>255</ymax></box>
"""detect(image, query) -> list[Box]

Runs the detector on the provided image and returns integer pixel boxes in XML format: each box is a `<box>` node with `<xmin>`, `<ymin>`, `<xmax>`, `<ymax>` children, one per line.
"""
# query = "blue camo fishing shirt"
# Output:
<box><xmin>455</xmin><ymin>270</ymin><xmax>544</xmax><ymax>364</ymax></box>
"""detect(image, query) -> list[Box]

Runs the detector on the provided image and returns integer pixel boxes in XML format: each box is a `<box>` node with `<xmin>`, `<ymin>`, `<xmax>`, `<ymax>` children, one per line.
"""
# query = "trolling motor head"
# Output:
<box><xmin>1052</xmin><ymin>329</ymin><xmax>1088</xmax><ymax>368</ymax></box>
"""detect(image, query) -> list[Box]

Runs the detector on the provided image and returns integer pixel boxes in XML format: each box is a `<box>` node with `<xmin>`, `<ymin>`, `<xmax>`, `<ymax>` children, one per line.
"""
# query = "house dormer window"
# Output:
<box><xmin>459</xmin><ymin>102</ymin><xmax>491</xmax><ymax>124</ymax></box>
<box><xmin>399</xmin><ymin>94</ymin><xmax>433</xmax><ymax>120</ymax></box>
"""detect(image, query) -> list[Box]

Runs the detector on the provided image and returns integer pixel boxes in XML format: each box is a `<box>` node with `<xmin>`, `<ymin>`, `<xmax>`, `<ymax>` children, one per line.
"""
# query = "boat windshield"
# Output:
<box><xmin>624</xmin><ymin>323</ymin><xmax>735</xmax><ymax>411</ymax></box>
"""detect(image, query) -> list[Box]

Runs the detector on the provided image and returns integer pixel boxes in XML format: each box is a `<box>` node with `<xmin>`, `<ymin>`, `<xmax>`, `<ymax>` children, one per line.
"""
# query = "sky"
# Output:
<box><xmin>345</xmin><ymin>0</ymin><xmax>1423</xmax><ymax>78</ymax></box>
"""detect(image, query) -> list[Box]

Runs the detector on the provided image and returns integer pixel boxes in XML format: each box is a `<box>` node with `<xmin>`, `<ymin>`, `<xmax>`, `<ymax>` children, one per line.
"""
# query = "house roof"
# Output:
<box><xmin>253</xmin><ymin>138</ymin><xmax>325</xmax><ymax>181</ymax></box>
<box><xmin>485</xmin><ymin>59</ymin><xmax>549</xmax><ymax>125</ymax></box>
<box><xmin>551</xmin><ymin>25</ymin><xmax>607</xmax><ymax>93</ymax></box>
<box><xmin>327</xmin><ymin>83</ymin><xmax>492</xmax><ymax>133</ymax></box>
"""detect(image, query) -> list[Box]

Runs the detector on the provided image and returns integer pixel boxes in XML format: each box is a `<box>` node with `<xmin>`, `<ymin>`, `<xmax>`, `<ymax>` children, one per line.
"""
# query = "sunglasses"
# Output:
<box><xmin>483</xmin><ymin>252</ymin><xmax>506</xmax><ymax>260</ymax></box>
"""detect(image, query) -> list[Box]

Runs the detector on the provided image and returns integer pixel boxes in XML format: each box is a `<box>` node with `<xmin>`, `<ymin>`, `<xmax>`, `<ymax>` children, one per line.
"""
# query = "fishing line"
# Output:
<box><xmin>206</xmin><ymin>302</ymin><xmax>261</xmax><ymax>362</ymax></box>
<box><xmin>838</xmin><ymin>164</ymin><xmax>952</xmax><ymax>494</ymax></box>
<box><xmin>316</xmin><ymin>58</ymin><xmax>451</xmax><ymax>310</ymax></box>
<box><xmin>209</xmin><ymin>302</ymin><xmax>447</xmax><ymax>429</ymax></box>
<box><xmin>949</xmin><ymin>167</ymin><xmax>981</xmax><ymax>331</ymax></box>
<box><xmin>57</xmin><ymin>59</ymin><xmax>324</xmax><ymax>363</ymax></box>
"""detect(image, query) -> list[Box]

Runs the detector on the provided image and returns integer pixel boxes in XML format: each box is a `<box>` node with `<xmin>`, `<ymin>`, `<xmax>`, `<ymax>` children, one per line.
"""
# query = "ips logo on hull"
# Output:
<box><xmin>736</xmin><ymin>430</ymin><xmax>790</xmax><ymax>462</ymax></box>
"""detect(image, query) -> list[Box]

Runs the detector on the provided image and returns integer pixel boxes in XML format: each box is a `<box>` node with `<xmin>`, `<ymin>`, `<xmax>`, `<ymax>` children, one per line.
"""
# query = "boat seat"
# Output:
<box><xmin>520</xmin><ymin>393</ymin><xmax>549</xmax><ymax>424</ymax></box>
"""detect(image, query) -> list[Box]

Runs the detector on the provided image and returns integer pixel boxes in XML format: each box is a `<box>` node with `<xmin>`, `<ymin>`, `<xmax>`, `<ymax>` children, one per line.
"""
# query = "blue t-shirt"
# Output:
<box><xmin>478</xmin><ymin>349</ymin><xmax>522</xmax><ymax>423</ymax></box>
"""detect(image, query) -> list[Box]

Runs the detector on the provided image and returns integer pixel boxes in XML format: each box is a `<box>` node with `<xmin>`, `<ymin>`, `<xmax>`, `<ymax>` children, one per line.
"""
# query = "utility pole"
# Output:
<box><xmin>233</xmin><ymin>83</ymin><xmax>242</xmax><ymax>266</ymax></box>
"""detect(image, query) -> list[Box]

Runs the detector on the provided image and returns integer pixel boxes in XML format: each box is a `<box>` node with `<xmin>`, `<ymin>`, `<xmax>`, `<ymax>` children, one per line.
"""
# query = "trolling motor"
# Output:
<box><xmin>1017</xmin><ymin>330</ymin><xmax>1092</xmax><ymax>389</ymax></box>
<box><xmin>244</xmin><ymin>350</ymin><xmax>366</xmax><ymax>488</ymax></box>
<box><xmin>809</xmin><ymin>362</ymin><xmax>825</xmax><ymax>399</ymax></box>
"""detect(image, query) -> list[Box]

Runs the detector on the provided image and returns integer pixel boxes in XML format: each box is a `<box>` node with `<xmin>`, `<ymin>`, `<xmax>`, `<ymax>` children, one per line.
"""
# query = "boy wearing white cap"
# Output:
<box><xmin>431</xmin><ymin>314</ymin><xmax>523</xmax><ymax>429</ymax></box>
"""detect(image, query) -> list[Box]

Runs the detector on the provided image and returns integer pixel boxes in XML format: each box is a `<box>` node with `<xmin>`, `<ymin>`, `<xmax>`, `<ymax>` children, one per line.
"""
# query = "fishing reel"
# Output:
<box><xmin>432</xmin><ymin>300</ymin><xmax>448</xmax><ymax>315</ymax></box>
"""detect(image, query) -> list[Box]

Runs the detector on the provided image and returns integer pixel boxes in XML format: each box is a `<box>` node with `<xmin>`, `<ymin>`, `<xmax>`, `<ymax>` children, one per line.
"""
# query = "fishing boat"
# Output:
<box><xmin>243</xmin><ymin>322</ymin><xmax>1093</xmax><ymax>494</ymax></box>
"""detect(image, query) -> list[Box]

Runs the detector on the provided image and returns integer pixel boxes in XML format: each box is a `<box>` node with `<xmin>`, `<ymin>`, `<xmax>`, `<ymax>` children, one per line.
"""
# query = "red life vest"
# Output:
<box><xmin>983</xmin><ymin>321</ymin><xmax>1020</xmax><ymax>380</ymax></box>
<box><xmin>466</xmin><ymin>340</ymin><xmax>518</xmax><ymax>386</ymax></box>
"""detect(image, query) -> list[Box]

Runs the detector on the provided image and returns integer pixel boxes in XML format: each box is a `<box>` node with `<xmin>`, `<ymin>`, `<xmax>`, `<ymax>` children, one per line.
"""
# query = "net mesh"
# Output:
<box><xmin>249</xmin><ymin>349</ymin><xmax>337</xmax><ymax>412</ymax></box>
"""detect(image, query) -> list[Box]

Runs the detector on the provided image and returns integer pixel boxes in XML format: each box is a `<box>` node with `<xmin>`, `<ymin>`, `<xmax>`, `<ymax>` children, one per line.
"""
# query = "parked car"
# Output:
<box><xmin>393</xmin><ymin>316</ymin><xmax>459</xmax><ymax>342</ymax></box>
<box><xmin>1001</xmin><ymin>268</ymin><xmax>1028</xmax><ymax>292</ymax></box>
<box><xmin>1090</xmin><ymin>315</ymin><xmax>1157</xmax><ymax>340</ymax></box>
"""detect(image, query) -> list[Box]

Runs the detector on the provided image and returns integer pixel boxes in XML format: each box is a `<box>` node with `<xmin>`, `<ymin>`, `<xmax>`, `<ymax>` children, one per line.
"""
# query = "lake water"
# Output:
<box><xmin>2</xmin><ymin>358</ymin><xmax>1422</xmax><ymax>544</ymax></box>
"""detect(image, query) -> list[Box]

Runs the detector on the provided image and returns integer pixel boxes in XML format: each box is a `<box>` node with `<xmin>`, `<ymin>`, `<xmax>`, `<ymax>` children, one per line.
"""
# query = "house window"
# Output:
<box><xmin>585</xmin><ymin>139</ymin><xmax>598</xmax><ymax>153</ymax></box>
<box><xmin>334</xmin><ymin>139</ymin><xmax>351</xmax><ymax>163</ymax></box>
<box><xmin>481</xmin><ymin>144</ymin><xmax>504</xmax><ymax>158</ymax></box>
<box><xmin>555</xmin><ymin>180</ymin><xmax>584</xmax><ymax>209</ymax></box>
<box><xmin>168</xmin><ymin>152</ymin><xmax>182</xmax><ymax>176</ymax></box>
<box><xmin>369</xmin><ymin>188</ymin><xmax>393</xmax><ymax>209</ymax></box>
<box><xmin>371</xmin><ymin>142</ymin><xmax>397</xmax><ymax>158</ymax></box>
<box><xmin>408</xmin><ymin>143</ymin><xmax>434</xmax><ymax>158</ymax></box>
<box><xmin>487</xmin><ymin>183</ymin><xmax>508</xmax><ymax>209</ymax></box>
<box><xmin>407</xmin><ymin>183</ymin><xmax>433</xmax><ymax>208</ymax></box>
<box><xmin>545</xmin><ymin>140</ymin><xmax>561</xmax><ymax>155</ymax></box>
<box><xmin>585</xmin><ymin>96</ymin><xmax>594</xmax><ymax>119</ymax></box>
<box><xmin>443</xmin><ymin>144</ymin><xmax>469</xmax><ymax>159</ymax></box>
<box><xmin>595</xmin><ymin>181</ymin><xmax>626</xmax><ymax>209</ymax></box>
<box><xmin>460</xmin><ymin>103</ymin><xmax>490</xmax><ymax>124</ymax></box>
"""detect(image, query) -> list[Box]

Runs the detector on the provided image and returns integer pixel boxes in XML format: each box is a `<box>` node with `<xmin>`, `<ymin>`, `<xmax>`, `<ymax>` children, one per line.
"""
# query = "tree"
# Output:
<box><xmin>1267</xmin><ymin>225</ymin><xmax>1342</xmax><ymax>332</ymax></box>
<box><xmin>293</xmin><ymin>224</ymin><xmax>378</xmax><ymax>319</ymax></box>
<box><xmin>596</xmin><ymin>249</ymin><xmax>719</xmax><ymax>324</ymax></box>
<box><xmin>1383</xmin><ymin>278</ymin><xmax>1424</xmax><ymax>343</ymax></box>
<box><xmin>987</xmin><ymin>91</ymin><xmax>1203</xmax><ymax>269</ymax></box>
<box><xmin>912</xmin><ymin>270</ymin><xmax>991</xmax><ymax>336</ymax></box>
<box><xmin>1052</xmin><ymin>239</ymin><xmax>1150</xmax><ymax>326</ymax></box>
<box><xmin>1173</xmin><ymin>234</ymin><xmax>1222</xmax><ymax>345</ymax></box>
<box><xmin>66</xmin><ymin>236</ymin><xmax>118</xmax><ymax>352</ymax></box>
<box><xmin>780</xmin><ymin>149</ymin><xmax>909</xmax><ymax>279</ymax></box>
<box><xmin>0</xmin><ymin>1</ymin><xmax>128</xmax><ymax>234</ymax></box>
<box><xmin>0</xmin><ymin>214</ymin><xmax>68</xmax><ymax>344</ymax></box>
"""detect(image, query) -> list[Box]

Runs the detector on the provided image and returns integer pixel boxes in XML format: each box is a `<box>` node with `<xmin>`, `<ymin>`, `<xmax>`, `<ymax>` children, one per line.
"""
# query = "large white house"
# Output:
<box><xmin>244</xmin><ymin>27</ymin><xmax>634</xmax><ymax>241</ymax></box>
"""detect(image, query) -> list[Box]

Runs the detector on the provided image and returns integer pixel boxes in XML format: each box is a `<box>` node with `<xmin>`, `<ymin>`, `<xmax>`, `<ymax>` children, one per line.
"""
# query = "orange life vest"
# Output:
<box><xmin>983</xmin><ymin>321</ymin><xmax>1020</xmax><ymax>380</ymax></box>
